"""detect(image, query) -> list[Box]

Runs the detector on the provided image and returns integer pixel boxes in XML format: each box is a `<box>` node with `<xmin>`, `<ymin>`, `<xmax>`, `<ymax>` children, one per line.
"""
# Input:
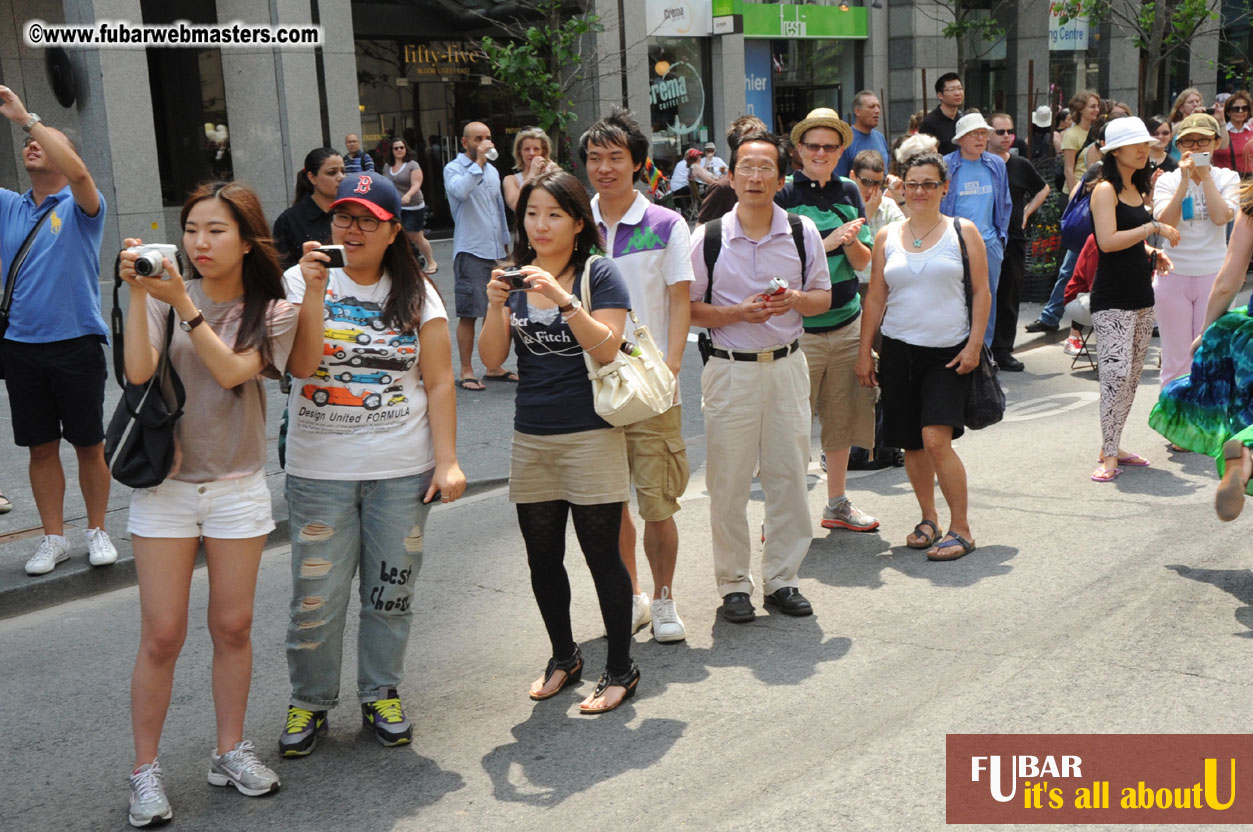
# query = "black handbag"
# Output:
<box><xmin>103</xmin><ymin>258</ymin><xmax>185</xmax><ymax>487</ymax></box>
<box><xmin>0</xmin><ymin>206</ymin><xmax>56</xmax><ymax>378</ymax></box>
<box><xmin>954</xmin><ymin>219</ymin><xmax>1006</xmax><ymax>430</ymax></box>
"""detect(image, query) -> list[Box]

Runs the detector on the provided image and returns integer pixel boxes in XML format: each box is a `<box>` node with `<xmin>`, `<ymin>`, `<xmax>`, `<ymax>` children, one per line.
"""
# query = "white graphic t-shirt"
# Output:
<box><xmin>283</xmin><ymin>266</ymin><xmax>447</xmax><ymax>480</ymax></box>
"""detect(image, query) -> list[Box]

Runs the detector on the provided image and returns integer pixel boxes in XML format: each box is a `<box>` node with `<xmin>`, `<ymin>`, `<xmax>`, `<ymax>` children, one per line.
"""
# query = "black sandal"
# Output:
<box><xmin>529</xmin><ymin>645</ymin><xmax>583</xmax><ymax>701</ymax></box>
<box><xmin>578</xmin><ymin>661</ymin><xmax>640</xmax><ymax>714</ymax></box>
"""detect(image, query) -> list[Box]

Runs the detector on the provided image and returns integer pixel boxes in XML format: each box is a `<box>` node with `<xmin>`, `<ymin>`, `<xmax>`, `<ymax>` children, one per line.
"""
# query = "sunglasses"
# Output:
<box><xmin>903</xmin><ymin>180</ymin><xmax>942</xmax><ymax>192</ymax></box>
<box><xmin>22</xmin><ymin>136</ymin><xmax>37</xmax><ymax>148</ymax></box>
<box><xmin>856</xmin><ymin>176</ymin><xmax>885</xmax><ymax>188</ymax></box>
<box><xmin>993</xmin><ymin>129</ymin><xmax>1014</xmax><ymax>136</ymax></box>
<box><xmin>800</xmin><ymin>141</ymin><xmax>841</xmax><ymax>154</ymax></box>
<box><xmin>1229</xmin><ymin>105</ymin><xmax>1250</xmax><ymax>113</ymax></box>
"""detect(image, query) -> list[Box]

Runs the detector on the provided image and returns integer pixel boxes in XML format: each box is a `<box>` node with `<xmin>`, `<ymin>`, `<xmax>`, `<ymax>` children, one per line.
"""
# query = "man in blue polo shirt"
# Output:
<box><xmin>0</xmin><ymin>85</ymin><xmax>116</xmax><ymax>576</ymax></box>
<box><xmin>581</xmin><ymin>108</ymin><xmax>692</xmax><ymax>643</ymax></box>
<box><xmin>834</xmin><ymin>91</ymin><xmax>891</xmax><ymax>179</ymax></box>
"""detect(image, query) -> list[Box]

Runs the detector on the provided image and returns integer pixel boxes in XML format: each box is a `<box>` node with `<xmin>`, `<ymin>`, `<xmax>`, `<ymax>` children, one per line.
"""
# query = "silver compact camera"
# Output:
<box><xmin>127</xmin><ymin>243</ymin><xmax>180</xmax><ymax>279</ymax></box>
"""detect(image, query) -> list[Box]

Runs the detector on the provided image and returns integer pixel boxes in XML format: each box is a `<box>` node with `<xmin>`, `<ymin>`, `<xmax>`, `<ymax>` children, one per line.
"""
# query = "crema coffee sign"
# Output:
<box><xmin>645</xmin><ymin>0</ymin><xmax>713</xmax><ymax>37</ymax></box>
<box><xmin>650</xmin><ymin>60</ymin><xmax>705</xmax><ymax>136</ymax></box>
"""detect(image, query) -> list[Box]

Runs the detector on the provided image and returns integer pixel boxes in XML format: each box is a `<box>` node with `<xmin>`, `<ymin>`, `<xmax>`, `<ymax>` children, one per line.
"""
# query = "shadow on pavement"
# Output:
<box><xmin>480</xmin><ymin>705</ymin><xmax>685</xmax><ymax>806</ymax></box>
<box><xmin>1165</xmin><ymin>564</ymin><xmax>1253</xmax><ymax>638</ymax></box>
<box><xmin>802</xmin><ymin>531</ymin><xmax>1018</xmax><ymax>590</ymax></box>
<box><xmin>1109</xmin><ymin>465</ymin><xmax>1202</xmax><ymax>497</ymax></box>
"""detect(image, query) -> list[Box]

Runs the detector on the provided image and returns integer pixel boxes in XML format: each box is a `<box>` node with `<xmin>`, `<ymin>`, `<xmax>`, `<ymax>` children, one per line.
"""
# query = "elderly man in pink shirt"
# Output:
<box><xmin>690</xmin><ymin>131</ymin><xmax>832</xmax><ymax>623</ymax></box>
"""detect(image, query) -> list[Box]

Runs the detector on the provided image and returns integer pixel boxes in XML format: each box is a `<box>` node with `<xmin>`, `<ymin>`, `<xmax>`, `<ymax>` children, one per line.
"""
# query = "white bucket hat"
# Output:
<box><xmin>952</xmin><ymin>112</ymin><xmax>991</xmax><ymax>141</ymax></box>
<box><xmin>1032</xmin><ymin>105</ymin><xmax>1053</xmax><ymax>128</ymax></box>
<box><xmin>1100</xmin><ymin>117</ymin><xmax>1154</xmax><ymax>153</ymax></box>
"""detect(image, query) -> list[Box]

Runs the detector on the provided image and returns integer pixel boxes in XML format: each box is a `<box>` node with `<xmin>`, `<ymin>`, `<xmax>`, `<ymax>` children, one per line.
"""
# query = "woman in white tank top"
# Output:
<box><xmin>856</xmin><ymin>151</ymin><xmax>991</xmax><ymax>561</ymax></box>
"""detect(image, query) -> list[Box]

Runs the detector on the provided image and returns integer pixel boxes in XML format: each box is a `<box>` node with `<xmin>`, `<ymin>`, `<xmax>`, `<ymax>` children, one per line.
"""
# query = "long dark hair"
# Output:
<box><xmin>507</xmin><ymin>170</ymin><xmax>604</xmax><ymax>275</ymax></box>
<box><xmin>1096</xmin><ymin>149</ymin><xmax>1152</xmax><ymax>197</ymax></box>
<box><xmin>375</xmin><ymin>223</ymin><xmax>434</xmax><ymax>333</ymax></box>
<box><xmin>180</xmin><ymin>181</ymin><xmax>286</xmax><ymax>369</ymax></box>
<box><xmin>293</xmin><ymin>148</ymin><xmax>341</xmax><ymax>205</ymax></box>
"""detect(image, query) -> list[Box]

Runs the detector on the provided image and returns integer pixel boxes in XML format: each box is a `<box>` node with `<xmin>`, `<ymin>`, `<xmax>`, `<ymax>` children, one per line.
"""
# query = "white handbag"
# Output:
<box><xmin>579</xmin><ymin>255</ymin><xmax>676</xmax><ymax>426</ymax></box>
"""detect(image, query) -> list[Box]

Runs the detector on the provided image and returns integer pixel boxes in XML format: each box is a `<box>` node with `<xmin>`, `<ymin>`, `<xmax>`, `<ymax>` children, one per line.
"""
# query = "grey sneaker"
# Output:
<box><xmin>361</xmin><ymin>687</ymin><xmax>412</xmax><ymax>746</ymax></box>
<box><xmin>650</xmin><ymin>587</ymin><xmax>686</xmax><ymax>643</ymax></box>
<box><xmin>128</xmin><ymin>761</ymin><xmax>172</xmax><ymax>827</ymax></box>
<box><xmin>208</xmin><ymin>740</ymin><xmax>281</xmax><ymax>796</ymax></box>
<box><xmin>25</xmin><ymin>534</ymin><xmax>69</xmax><ymax>576</ymax></box>
<box><xmin>821</xmin><ymin>497</ymin><xmax>880</xmax><ymax>532</ymax></box>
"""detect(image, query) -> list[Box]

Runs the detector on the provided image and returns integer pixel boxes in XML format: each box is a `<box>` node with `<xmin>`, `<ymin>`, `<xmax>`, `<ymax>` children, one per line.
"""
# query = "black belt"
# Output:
<box><xmin>709</xmin><ymin>340</ymin><xmax>800</xmax><ymax>362</ymax></box>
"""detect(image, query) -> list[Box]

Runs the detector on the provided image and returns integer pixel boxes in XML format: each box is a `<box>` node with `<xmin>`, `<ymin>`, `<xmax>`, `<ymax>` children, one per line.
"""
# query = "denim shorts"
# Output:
<box><xmin>128</xmin><ymin>469</ymin><xmax>275</xmax><ymax>539</ymax></box>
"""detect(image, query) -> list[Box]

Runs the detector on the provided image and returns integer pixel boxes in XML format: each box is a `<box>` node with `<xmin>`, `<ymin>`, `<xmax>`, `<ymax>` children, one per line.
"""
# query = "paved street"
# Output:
<box><xmin>4</xmin><ymin>257</ymin><xmax>1253</xmax><ymax>830</ymax></box>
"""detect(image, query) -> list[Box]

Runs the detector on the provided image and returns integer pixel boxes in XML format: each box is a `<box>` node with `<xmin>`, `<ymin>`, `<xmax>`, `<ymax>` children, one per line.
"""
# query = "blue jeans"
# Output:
<box><xmin>1039</xmin><ymin>248</ymin><xmax>1079</xmax><ymax>326</ymax></box>
<box><xmin>982</xmin><ymin>238</ymin><xmax>1003</xmax><ymax>348</ymax></box>
<box><xmin>285</xmin><ymin>470</ymin><xmax>434</xmax><ymax>709</ymax></box>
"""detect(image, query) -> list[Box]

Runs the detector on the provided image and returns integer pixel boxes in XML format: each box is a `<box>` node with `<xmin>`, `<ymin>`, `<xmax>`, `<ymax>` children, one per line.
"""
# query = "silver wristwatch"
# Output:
<box><xmin>21</xmin><ymin>113</ymin><xmax>41</xmax><ymax>133</ymax></box>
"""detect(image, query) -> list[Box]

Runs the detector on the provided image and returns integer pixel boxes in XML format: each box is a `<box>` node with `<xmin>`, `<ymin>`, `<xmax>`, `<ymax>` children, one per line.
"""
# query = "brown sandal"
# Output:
<box><xmin>1216</xmin><ymin>440</ymin><xmax>1249</xmax><ymax>522</ymax></box>
<box><xmin>529</xmin><ymin>645</ymin><xmax>583</xmax><ymax>701</ymax></box>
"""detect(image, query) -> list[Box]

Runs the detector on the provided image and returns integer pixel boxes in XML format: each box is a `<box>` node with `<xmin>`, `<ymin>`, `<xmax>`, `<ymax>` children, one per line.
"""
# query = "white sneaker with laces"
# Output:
<box><xmin>1063</xmin><ymin>336</ymin><xmax>1087</xmax><ymax>357</ymax></box>
<box><xmin>128</xmin><ymin>760</ymin><xmax>173</xmax><ymax>827</ymax></box>
<box><xmin>650</xmin><ymin>587</ymin><xmax>686</xmax><ymax>643</ymax></box>
<box><xmin>87</xmin><ymin>527</ymin><xmax>118</xmax><ymax>567</ymax></box>
<box><xmin>25</xmin><ymin>534</ymin><xmax>69</xmax><ymax>576</ymax></box>
<box><xmin>631</xmin><ymin>591</ymin><xmax>651</xmax><ymax>634</ymax></box>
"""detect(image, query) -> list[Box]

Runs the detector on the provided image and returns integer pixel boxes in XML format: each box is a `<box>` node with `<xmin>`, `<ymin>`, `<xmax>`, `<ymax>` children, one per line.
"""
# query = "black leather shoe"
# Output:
<box><xmin>1024</xmin><ymin>319</ymin><xmax>1060</xmax><ymax>333</ymax></box>
<box><xmin>720</xmin><ymin>592</ymin><xmax>756</xmax><ymax>623</ymax></box>
<box><xmin>994</xmin><ymin>352</ymin><xmax>1025</xmax><ymax>372</ymax></box>
<box><xmin>764</xmin><ymin>587</ymin><xmax>813</xmax><ymax>616</ymax></box>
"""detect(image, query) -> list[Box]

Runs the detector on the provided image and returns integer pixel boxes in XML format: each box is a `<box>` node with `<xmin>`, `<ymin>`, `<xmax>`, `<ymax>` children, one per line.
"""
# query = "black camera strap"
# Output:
<box><xmin>0</xmin><ymin>204</ymin><xmax>56</xmax><ymax>337</ymax></box>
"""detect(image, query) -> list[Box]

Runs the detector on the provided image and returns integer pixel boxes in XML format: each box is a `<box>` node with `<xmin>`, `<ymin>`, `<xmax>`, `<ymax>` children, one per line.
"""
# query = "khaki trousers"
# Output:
<box><xmin>700</xmin><ymin>348</ymin><xmax>813</xmax><ymax>597</ymax></box>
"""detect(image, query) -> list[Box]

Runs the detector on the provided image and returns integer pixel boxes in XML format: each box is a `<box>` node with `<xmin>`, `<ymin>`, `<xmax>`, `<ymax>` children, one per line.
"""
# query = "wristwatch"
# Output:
<box><xmin>179</xmin><ymin>311</ymin><xmax>205</xmax><ymax>332</ymax></box>
<box><xmin>558</xmin><ymin>296</ymin><xmax>582</xmax><ymax>315</ymax></box>
<box><xmin>21</xmin><ymin>113</ymin><xmax>40</xmax><ymax>133</ymax></box>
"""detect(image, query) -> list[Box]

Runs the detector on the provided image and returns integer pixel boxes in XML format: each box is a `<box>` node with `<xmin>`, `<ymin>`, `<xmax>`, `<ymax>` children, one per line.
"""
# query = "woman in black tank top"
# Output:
<box><xmin>1089</xmin><ymin>118</ymin><xmax>1181</xmax><ymax>482</ymax></box>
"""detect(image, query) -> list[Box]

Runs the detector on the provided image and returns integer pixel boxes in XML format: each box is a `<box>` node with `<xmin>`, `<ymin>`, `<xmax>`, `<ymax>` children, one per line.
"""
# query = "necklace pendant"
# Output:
<box><xmin>912</xmin><ymin>238</ymin><xmax>923</xmax><ymax>248</ymax></box>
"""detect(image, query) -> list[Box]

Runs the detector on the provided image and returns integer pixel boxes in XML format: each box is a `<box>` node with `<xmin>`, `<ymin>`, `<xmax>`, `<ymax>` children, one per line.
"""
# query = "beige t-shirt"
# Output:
<box><xmin>1061</xmin><ymin>124</ymin><xmax>1091</xmax><ymax>192</ymax></box>
<box><xmin>146</xmin><ymin>280</ymin><xmax>297</xmax><ymax>483</ymax></box>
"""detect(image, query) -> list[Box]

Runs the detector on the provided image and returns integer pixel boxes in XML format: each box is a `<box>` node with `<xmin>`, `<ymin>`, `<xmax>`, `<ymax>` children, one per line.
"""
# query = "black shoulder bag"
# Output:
<box><xmin>697</xmin><ymin>214</ymin><xmax>808</xmax><ymax>363</ymax></box>
<box><xmin>103</xmin><ymin>255</ymin><xmax>186</xmax><ymax>487</ymax></box>
<box><xmin>0</xmin><ymin>206</ymin><xmax>56</xmax><ymax>378</ymax></box>
<box><xmin>954</xmin><ymin>218</ymin><xmax>1006</xmax><ymax>430</ymax></box>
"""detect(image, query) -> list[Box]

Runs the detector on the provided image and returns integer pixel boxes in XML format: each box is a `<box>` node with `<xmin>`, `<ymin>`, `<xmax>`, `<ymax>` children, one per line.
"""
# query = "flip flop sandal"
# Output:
<box><xmin>927</xmin><ymin>530</ymin><xmax>977</xmax><ymax>561</ymax></box>
<box><xmin>484</xmin><ymin>372</ymin><xmax>519</xmax><ymax>383</ymax></box>
<box><xmin>1216</xmin><ymin>439</ymin><xmax>1248</xmax><ymax>522</ymax></box>
<box><xmin>1090</xmin><ymin>467</ymin><xmax>1121</xmax><ymax>482</ymax></box>
<box><xmin>906</xmin><ymin>519</ymin><xmax>940</xmax><ymax>549</ymax></box>
<box><xmin>1096</xmin><ymin>453</ymin><xmax>1149</xmax><ymax>467</ymax></box>
<box><xmin>457</xmin><ymin>377</ymin><xmax>485</xmax><ymax>391</ymax></box>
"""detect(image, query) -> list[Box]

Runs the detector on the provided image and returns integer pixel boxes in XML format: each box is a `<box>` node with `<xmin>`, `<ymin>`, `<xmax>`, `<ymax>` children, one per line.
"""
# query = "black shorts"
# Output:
<box><xmin>401</xmin><ymin>207</ymin><xmax>426</xmax><ymax>233</ymax></box>
<box><xmin>2</xmin><ymin>335</ymin><xmax>108</xmax><ymax>447</ymax></box>
<box><xmin>878</xmin><ymin>335</ymin><xmax>971</xmax><ymax>451</ymax></box>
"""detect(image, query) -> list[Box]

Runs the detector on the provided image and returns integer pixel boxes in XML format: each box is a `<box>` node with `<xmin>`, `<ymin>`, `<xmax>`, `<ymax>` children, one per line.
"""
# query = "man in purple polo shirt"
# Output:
<box><xmin>0</xmin><ymin>85</ymin><xmax>116</xmax><ymax>576</ymax></box>
<box><xmin>581</xmin><ymin>109</ymin><xmax>693</xmax><ymax>642</ymax></box>
<box><xmin>690</xmin><ymin>131</ymin><xmax>832</xmax><ymax>623</ymax></box>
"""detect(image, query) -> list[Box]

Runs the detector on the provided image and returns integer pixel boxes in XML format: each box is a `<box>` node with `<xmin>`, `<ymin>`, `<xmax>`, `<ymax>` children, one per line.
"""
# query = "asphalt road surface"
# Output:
<box><xmin>5</xmin><ymin>329</ymin><xmax>1253</xmax><ymax>832</ymax></box>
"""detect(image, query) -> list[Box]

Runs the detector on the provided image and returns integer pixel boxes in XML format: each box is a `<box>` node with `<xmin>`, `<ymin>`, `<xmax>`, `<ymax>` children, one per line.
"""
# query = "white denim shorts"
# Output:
<box><xmin>128</xmin><ymin>469</ymin><xmax>275</xmax><ymax>539</ymax></box>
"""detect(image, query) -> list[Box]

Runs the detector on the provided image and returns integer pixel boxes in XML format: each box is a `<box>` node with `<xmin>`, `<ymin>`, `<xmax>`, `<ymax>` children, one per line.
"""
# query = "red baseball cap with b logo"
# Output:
<box><xmin>330</xmin><ymin>171</ymin><xmax>401</xmax><ymax>221</ymax></box>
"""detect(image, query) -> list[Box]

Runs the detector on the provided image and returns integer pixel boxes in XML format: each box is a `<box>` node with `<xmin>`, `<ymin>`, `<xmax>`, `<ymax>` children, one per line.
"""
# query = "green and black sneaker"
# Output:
<box><xmin>279</xmin><ymin>706</ymin><xmax>327</xmax><ymax>757</ymax></box>
<box><xmin>361</xmin><ymin>687</ymin><xmax>412</xmax><ymax>747</ymax></box>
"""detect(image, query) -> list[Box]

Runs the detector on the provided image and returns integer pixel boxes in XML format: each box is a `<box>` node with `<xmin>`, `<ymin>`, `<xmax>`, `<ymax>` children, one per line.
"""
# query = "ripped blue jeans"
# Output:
<box><xmin>285</xmin><ymin>471</ymin><xmax>433</xmax><ymax>709</ymax></box>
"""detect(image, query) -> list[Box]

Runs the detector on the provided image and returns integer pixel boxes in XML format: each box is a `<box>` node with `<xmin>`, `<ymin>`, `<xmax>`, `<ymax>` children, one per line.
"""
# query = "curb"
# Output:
<box><xmin>0</xmin><ymin>475</ymin><xmax>509</xmax><ymax>621</ymax></box>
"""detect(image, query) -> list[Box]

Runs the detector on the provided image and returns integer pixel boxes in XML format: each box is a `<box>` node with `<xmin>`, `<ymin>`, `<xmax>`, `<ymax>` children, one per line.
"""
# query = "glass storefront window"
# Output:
<box><xmin>771</xmin><ymin>39</ymin><xmax>857</xmax><ymax>138</ymax></box>
<box><xmin>648</xmin><ymin>37</ymin><xmax>714</xmax><ymax>173</ymax></box>
<box><xmin>142</xmin><ymin>0</ymin><xmax>231</xmax><ymax>206</ymax></box>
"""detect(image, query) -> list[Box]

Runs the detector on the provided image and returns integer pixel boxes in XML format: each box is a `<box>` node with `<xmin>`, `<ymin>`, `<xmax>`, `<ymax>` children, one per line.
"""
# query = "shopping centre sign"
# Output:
<box><xmin>1048</xmin><ymin>2</ymin><xmax>1089</xmax><ymax>51</ymax></box>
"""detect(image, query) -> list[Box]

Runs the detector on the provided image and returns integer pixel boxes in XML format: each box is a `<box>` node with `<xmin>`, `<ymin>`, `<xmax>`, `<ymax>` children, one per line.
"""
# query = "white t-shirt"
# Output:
<box><xmin>1153</xmin><ymin>166</ymin><xmax>1241</xmax><ymax>276</ymax></box>
<box><xmin>283</xmin><ymin>266</ymin><xmax>447</xmax><ymax>480</ymax></box>
<box><xmin>670</xmin><ymin>159</ymin><xmax>691</xmax><ymax>190</ymax></box>
<box><xmin>591</xmin><ymin>192</ymin><xmax>693</xmax><ymax>359</ymax></box>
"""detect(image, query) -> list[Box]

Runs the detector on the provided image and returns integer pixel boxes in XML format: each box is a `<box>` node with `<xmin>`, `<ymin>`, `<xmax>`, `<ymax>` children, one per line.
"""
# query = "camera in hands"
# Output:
<box><xmin>127</xmin><ymin>243</ymin><xmax>179</xmax><ymax>279</ymax></box>
<box><xmin>502</xmin><ymin>268</ymin><xmax>529</xmax><ymax>291</ymax></box>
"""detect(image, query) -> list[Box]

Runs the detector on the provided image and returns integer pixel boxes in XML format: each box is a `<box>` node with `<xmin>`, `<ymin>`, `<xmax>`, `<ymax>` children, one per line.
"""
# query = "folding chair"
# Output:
<box><xmin>1070</xmin><ymin>325</ymin><xmax>1097</xmax><ymax>372</ymax></box>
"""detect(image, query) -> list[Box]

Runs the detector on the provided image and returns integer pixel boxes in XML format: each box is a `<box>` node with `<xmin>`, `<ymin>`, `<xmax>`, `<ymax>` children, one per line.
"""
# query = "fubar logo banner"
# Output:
<box><xmin>946</xmin><ymin>735</ymin><xmax>1251</xmax><ymax>823</ymax></box>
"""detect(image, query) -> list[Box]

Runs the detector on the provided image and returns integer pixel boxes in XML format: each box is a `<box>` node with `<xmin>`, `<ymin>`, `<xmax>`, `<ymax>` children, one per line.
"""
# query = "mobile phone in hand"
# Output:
<box><xmin>316</xmin><ymin>245</ymin><xmax>346</xmax><ymax>268</ymax></box>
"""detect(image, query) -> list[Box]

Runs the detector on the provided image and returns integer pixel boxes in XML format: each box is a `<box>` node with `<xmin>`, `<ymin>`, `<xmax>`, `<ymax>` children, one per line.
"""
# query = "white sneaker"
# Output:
<box><xmin>25</xmin><ymin>535</ymin><xmax>69</xmax><ymax>576</ymax></box>
<box><xmin>631</xmin><ymin>592</ymin><xmax>651</xmax><ymax>634</ymax></box>
<box><xmin>650</xmin><ymin>587</ymin><xmax>686</xmax><ymax>643</ymax></box>
<box><xmin>87</xmin><ymin>527</ymin><xmax>118</xmax><ymax>567</ymax></box>
<box><xmin>128</xmin><ymin>760</ymin><xmax>172</xmax><ymax>827</ymax></box>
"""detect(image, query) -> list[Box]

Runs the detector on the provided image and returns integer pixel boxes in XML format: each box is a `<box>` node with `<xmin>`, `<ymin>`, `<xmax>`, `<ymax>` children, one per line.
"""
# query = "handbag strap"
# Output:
<box><xmin>954</xmin><ymin>217</ymin><xmax>974</xmax><ymax>327</ymax></box>
<box><xmin>578</xmin><ymin>254</ymin><xmax>638</xmax><ymax>324</ymax></box>
<box><xmin>109</xmin><ymin>252</ymin><xmax>180</xmax><ymax>395</ymax></box>
<box><xmin>0</xmin><ymin>203</ymin><xmax>56</xmax><ymax>323</ymax></box>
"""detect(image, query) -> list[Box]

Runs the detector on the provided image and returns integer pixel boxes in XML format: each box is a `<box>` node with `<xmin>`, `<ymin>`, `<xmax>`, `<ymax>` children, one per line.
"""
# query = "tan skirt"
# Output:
<box><xmin>509</xmin><ymin>427</ymin><xmax>630</xmax><ymax>505</ymax></box>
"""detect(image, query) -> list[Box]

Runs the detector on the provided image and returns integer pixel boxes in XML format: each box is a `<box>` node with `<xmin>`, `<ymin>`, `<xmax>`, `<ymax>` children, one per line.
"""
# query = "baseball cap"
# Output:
<box><xmin>1099</xmin><ymin>117</ymin><xmax>1154</xmax><ymax>153</ymax></box>
<box><xmin>1176</xmin><ymin>112</ymin><xmax>1220</xmax><ymax>139</ymax></box>
<box><xmin>330</xmin><ymin>171</ymin><xmax>401</xmax><ymax>221</ymax></box>
<box><xmin>790</xmin><ymin>108</ymin><xmax>853</xmax><ymax>149</ymax></box>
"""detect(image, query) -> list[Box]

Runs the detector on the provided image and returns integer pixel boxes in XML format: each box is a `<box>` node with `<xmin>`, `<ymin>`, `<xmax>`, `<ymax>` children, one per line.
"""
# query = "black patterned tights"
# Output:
<box><xmin>516</xmin><ymin>500</ymin><xmax>633</xmax><ymax>675</ymax></box>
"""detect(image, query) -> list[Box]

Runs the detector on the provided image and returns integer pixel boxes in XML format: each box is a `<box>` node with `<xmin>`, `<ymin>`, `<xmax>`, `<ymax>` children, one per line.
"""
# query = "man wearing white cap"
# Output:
<box><xmin>941</xmin><ymin>112</ymin><xmax>1011</xmax><ymax>348</ymax></box>
<box><xmin>702</xmin><ymin>142</ymin><xmax>728</xmax><ymax>179</ymax></box>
